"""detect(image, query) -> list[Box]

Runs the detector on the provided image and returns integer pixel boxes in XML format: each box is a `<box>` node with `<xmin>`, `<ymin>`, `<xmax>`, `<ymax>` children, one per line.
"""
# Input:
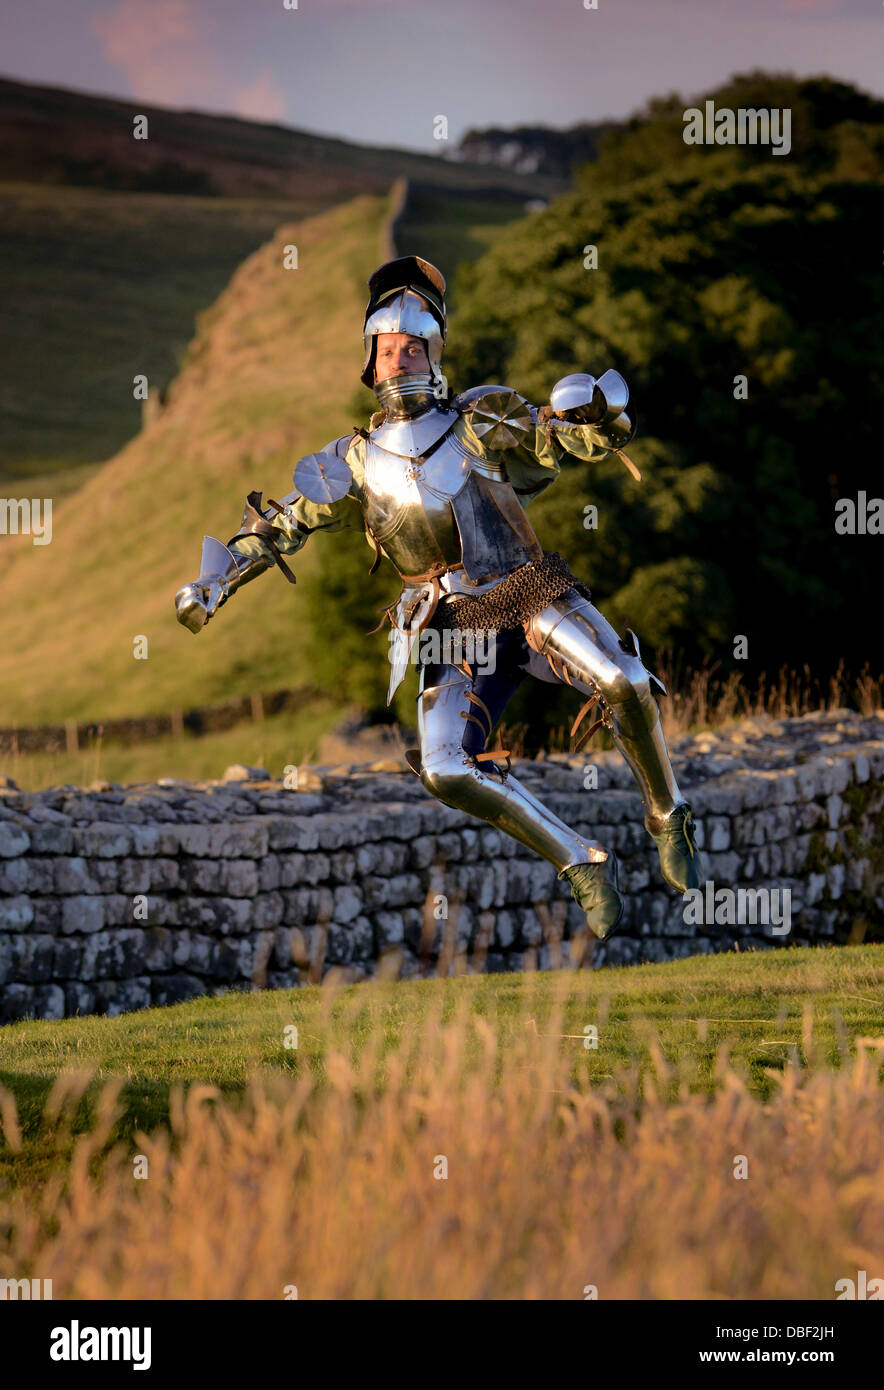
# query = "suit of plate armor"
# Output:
<box><xmin>175</xmin><ymin>256</ymin><xmax>702</xmax><ymax>938</ymax></box>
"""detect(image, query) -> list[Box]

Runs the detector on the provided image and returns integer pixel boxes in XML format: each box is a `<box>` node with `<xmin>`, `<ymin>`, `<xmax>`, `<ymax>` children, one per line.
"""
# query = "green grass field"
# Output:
<box><xmin>2</xmin><ymin>943</ymin><xmax>882</xmax><ymax>1194</ymax></box>
<box><xmin>1</xmin><ymin>699</ymin><xmax>351</xmax><ymax>791</ymax></box>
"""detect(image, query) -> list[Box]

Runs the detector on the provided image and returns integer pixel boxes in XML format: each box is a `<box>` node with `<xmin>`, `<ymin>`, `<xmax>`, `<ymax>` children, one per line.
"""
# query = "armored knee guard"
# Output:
<box><xmin>417</xmin><ymin>664</ymin><xmax>606</xmax><ymax>873</ymax></box>
<box><xmin>526</xmin><ymin>594</ymin><xmax>685</xmax><ymax>825</ymax></box>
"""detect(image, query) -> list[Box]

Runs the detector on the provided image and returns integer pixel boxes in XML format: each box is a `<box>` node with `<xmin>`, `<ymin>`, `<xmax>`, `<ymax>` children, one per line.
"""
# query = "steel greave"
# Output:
<box><xmin>417</xmin><ymin>670</ymin><xmax>606</xmax><ymax>872</ymax></box>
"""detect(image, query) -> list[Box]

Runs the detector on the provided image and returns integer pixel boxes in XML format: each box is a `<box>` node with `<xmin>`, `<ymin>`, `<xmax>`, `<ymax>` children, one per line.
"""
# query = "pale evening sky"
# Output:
<box><xmin>1</xmin><ymin>0</ymin><xmax>882</xmax><ymax>150</ymax></box>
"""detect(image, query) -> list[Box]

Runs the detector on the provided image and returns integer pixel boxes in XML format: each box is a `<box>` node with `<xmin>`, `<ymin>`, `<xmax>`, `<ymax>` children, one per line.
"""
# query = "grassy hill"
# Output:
<box><xmin>0</xmin><ymin>190</ymin><xmax>397</xmax><ymax>730</ymax></box>
<box><xmin>0</xmin><ymin>76</ymin><xmax>556</xmax><ymax>486</ymax></box>
<box><xmin>0</xmin><ymin>181</ymin><xmax>327</xmax><ymax>488</ymax></box>
<box><xmin>0</xmin><ymin>76</ymin><xmax>566</xmax><ymax>201</ymax></box>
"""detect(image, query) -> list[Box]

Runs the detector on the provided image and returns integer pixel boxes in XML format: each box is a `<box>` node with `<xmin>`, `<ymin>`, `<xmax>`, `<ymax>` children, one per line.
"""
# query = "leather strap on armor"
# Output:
<box><xmin>227</xmin><ymin>491</ymin><xmax>298</xmax><ymax>585</ymax></box>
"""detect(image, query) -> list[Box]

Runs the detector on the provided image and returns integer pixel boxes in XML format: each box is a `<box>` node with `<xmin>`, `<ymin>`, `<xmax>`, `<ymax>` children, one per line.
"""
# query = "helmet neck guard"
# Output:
<box><xmin>374</xmin><ymin>370</ymin><xmax>444</xmax><ymax>420</ymax></box>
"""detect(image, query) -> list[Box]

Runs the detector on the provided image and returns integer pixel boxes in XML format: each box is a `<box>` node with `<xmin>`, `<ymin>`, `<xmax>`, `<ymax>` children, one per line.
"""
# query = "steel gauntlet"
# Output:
<box><xmin>547</xmin><ymin>369</ymin><xmax>636</xmax><ymax>452</ymax></box>
<box><xmin>175</xmin><ymin>537</ymin><xmax>270</xmax><ymax>633</ymax></box>
<box><xmin>175</xmin><ymin>489</ymin><xmax>305</xmax><ymax>634</ymax></box>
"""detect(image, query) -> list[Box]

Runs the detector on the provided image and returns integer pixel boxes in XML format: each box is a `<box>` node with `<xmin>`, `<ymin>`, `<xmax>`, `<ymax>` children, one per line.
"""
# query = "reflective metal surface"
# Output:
<box><xmin>175</xmin><ymin>535</ymin><xmax>269</xmax><ymax>633</ymax></box>
<box><xmin>417</xmin><ymin>664</ymin><xmax>607</xmax><ymax>872</ymax></box>
<box><xmin>526</xmin><ymin>591</ymin><xmax>684</xmax><ymax>823</ymax></box>
<box><xmin>467</xmin><ymin>388</ymin><xmax>534</xmax><ymax>450</ymax></box>
<box><xmin>363</xmin><ymin>417</ymin><xmax>544</xmax><ymax>586</ymax></box>
<box><xmin>369</xmin><ymin>407</ymin><xmax>457</xmax><ymax>460</ymax></box>
<box><xmin>292</xmin><ymin>450</ymin><xmax>354</xmax><ymax>504</ymax></box>
<box><xmin>550</xmin><ymin>370</ymin><xmax>629</xmax><ymax>424</ymax></box>
<box><xmin>374</xmin><ymin>370</ymin><xmax>439</xmax><ymax>420</ymax></box>
<box><xmin>595</xmin><ymin>368</ymin><xmax>629</xmax><ymax>419</ymax></box>
<box><xmin>549</xmin><ymin>373</ymin><xmax>603</xmax><ymax>422</ymax></box>
<box><xmin>362</xmin><ymin>431</ymin><xmax>463</xmax><ymax>578</ymax></box>
<box><xmin>362</xmin><ymin>288</ymin><xmax>446</xmax><ymax>399</ymax></box>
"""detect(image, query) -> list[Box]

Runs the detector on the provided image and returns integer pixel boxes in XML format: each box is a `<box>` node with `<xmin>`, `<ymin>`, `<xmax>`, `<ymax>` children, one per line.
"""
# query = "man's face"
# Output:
<box><xmin>374</xmin><ymin>332</ymin><xmax>430</xmax><ymax>383</ymax></box>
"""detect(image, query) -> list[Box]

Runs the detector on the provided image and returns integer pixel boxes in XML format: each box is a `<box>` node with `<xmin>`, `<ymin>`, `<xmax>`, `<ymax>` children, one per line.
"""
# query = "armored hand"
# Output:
<box><xmin>175</xmin><ymin>574</ymin><xmax>228</xmax><ymax>633</ymax></box>
<box><xmin>175</xmin><ymin>535</ymin><xmax>269</xmax><ymax>634</ymax></box>
<box><xmin>548</xmin><ymin>369</ymin><xmax>640</xmax><ymax>479</ymax></box>
<box><xmin>550</xmin><ymin>370</ymin><xmax>634</xmax><ymax>441</ymax></box>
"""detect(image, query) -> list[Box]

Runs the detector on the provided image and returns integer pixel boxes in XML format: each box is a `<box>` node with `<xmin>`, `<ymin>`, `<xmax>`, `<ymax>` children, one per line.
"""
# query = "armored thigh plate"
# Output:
<box><xmin>417</xmin><ymin>661</ymin><xmax>606</xmax><ymax>871</ymax></box>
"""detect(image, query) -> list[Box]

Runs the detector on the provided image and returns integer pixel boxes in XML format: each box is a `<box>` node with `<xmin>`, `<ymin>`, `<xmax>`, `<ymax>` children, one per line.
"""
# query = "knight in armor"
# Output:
<box><xmin>175</xmin><ymin>255</ymin><xmax>703</xmax><ymax>940</ymax></box>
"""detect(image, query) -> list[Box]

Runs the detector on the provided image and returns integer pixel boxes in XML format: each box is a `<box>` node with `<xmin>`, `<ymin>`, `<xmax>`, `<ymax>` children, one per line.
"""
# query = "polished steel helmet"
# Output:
<box><xmin>361</xmin><ymin>256</ymin><xmax>448</xmax><ymax>412</ymax></box>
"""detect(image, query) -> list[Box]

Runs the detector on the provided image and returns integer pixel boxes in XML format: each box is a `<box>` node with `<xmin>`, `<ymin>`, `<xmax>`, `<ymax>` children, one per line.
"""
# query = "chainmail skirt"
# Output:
<box><xmin>430</xmin><ymin>551</ymin><xmax>591</xmax><ymax>636</ymax></box>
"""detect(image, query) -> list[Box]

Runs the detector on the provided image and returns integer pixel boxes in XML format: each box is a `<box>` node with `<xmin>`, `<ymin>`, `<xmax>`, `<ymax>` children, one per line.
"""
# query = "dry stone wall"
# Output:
<box><xmin>1</xmin><ymin>711</ymin><xmax>882</xmax><ymax>1021</ymax></box>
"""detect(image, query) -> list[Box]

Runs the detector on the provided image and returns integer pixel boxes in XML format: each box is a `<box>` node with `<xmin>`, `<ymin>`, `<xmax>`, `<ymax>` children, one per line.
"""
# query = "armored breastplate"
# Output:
<box><xmin>363</xmin><ymin>407</ymin><xmax>543</xmax><ymax>584</ymax></box>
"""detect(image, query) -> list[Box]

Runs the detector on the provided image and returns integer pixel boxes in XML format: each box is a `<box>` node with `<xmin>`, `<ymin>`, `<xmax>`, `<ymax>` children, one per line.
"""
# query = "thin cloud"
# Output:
<box><xmin>91</xmin><ymin>0</ymin><xmax>224</xmax><ymax>106</ymax></box>
<box><xmin>233</xmin><ymin>70</ymin><xmax>288</xmax><ymax>124</ymax></box>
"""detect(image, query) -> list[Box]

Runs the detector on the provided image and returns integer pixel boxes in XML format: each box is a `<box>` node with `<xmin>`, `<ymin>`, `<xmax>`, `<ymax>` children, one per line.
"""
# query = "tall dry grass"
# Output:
<box><xmin>1</xmin><ymin>981</ymin><xmax>882</xmax><ymax>1300</ymax></box>
<box><xmin>500</xmin><ymin>661</ymin><xmax>883</xmax><ymax>756</ymax></box>
<box><xmin>655</xmin><ymin>658</ymin><xmax>883</xmax><ymax>739</ymax></box>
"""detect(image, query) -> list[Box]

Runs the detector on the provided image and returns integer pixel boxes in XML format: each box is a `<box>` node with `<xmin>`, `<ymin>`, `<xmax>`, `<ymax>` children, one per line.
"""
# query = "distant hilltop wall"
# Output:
<box><xmin>1</xmin><ymin>712</ymin><xmax>882</xmax><ymax>1022</ymax></box>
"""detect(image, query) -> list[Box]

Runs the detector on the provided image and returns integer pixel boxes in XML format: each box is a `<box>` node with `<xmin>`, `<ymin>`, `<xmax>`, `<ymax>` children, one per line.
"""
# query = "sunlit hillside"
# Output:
<box><xmin>0</xmin><ymin>191</ymin><xmax>395</xmax><ymax>727</ymax></box>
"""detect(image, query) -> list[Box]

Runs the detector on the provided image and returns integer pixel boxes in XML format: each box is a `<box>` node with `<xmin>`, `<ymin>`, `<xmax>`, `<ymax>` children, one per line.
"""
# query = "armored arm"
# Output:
<box><xmin>174</xmin><ymin>493</ymin><xmax>299</xmax><ymax>633</ymax></box>
<box><xmin>454</xmin><ymin>376</ymin><xmax>640</xmax><ymax>504</ymax></box>
<box><xmin>174</xmin><ymin>435</ymin><xmax>359</xmax><ymax>633</ymax></box>
<box><xmin>174</xmin><ymin>535</ymin><xmax>264</xmax><ymax>634</ymax></box>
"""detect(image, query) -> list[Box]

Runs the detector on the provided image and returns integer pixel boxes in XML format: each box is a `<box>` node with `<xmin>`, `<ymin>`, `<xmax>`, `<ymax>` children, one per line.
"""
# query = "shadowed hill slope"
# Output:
<box><xmin>0</xmin><ymin>76</ymin><xmax>555</xmax><ymax>484</ymax></box>
<box><xmin>0</xmin><ymin>76</ymin><xmax>566</xmax><ymax>201</ymax></box>
<box><xmin>0</xmin><ymin>181</ymin><xmax>329</xmax><ymax>485</ymax></box>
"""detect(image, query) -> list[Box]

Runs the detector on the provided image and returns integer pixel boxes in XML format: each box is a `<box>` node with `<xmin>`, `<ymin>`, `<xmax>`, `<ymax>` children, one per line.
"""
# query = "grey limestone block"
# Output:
<box><xmin>173</xmin><ymin>821</ymin><xmax>270</xmax><ymax>858</ymax></box>
<box><xmin>0</xmin><ymin>822</ymin><xmax>30</xmax><ymax>857</ymax></box>
<box><xmin>150</xmin><ymin>973</ymin><xmax>207</xmax><ymax>1007</ymax></box>
<box><xmin>26</xmin><ymin>822</ymin><xmax>73</xmax><ymax>856</ymax></box>
<box><xmin>72</xmin><ymin>823</ymin><xmax>134</xmax><ymax>858</ymax></box>
<box><xmin>362</xmin><ymin>873</ymin><xmax>424</xmax><ymax>910</ymax></box>
<box><xmin>327</xmin><ymin>916</ymin><xmax>374</xmax><ymax>964</ymax></box>
<box><xmin>373</xmin><ymin>911</ymin><xmax>405</xmax><ymax>948</ymax></box>
<box><xmin>0</xmin><ymin>858</ymin><xmax>29</xmax><ymax>893</ymax></box>
<box><xmin>0</xmin><ymin>982</ymin><xmax>34</xmax><ymax>1021</ymax></box>
<box><xmin>118</xmin><ymin>858</ymin><xmax>181</xmax><ymax>894</ymax></box>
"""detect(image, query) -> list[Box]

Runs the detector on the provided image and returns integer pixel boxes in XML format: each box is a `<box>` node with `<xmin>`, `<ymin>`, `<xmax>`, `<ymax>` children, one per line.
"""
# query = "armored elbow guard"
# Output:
<box><xmin>226</xmin><ymin>490</ymin><xmax>300</xmax><ymax>584</ymax></box>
